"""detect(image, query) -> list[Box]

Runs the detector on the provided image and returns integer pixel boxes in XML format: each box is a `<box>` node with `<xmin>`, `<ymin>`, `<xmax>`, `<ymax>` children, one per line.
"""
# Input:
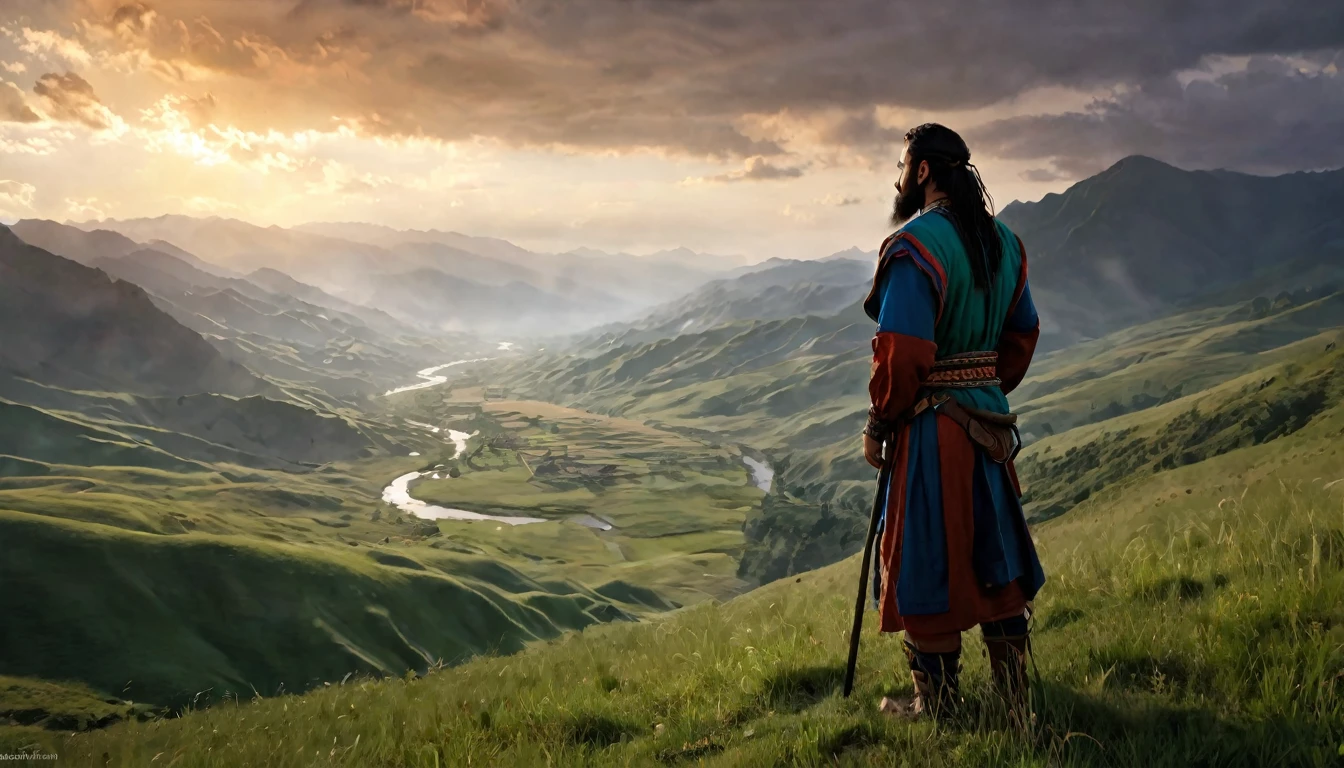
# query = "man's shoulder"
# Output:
<box><xmin>881</xmin><ymin>213</ymin><xmax>946</xmax><ymax>256</ymax></box>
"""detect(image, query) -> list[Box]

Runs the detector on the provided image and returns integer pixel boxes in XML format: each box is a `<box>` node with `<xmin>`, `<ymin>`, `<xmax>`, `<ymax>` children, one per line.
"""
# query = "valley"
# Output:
<box><xmin>0</xmin><ymin>156</ymin><xmax>1341</xmax><ymax>766</ymax></box>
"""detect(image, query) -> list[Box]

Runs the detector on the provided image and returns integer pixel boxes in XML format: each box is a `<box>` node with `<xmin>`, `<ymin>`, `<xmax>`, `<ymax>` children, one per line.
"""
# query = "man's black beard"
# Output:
<box><xmin>891</xmin><ymin>179</ymin><xmax>926</xmax><ymax>226</ymax></box>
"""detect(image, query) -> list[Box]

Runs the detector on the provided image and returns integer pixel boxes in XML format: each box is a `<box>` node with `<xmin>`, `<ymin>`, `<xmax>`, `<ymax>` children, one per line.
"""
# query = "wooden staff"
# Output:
<box><xmin>843</xmin><ymin>445</ymin><xmax>895</xmax><ymax>698</ymax></box>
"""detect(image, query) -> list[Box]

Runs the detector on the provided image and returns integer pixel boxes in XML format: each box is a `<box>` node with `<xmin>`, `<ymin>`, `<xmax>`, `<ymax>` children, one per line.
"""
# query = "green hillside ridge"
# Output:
<box><xmin>0</xmin><ymin>508</ymin><xmax>646</xmax><ymax>713</ymax></box>
<box><xmin>0</xmin><ymin>401</ymin><xmax>206</xmax><ymax>473</ymax></box>
<box><xmin>0</xmin><ymin>390</ymin><xmax>769</xmax><ymax>729</ymax></box>
<box><xmin>1016</xmin><ymin>338</ymin><xmax>1344</xmax><ymax>521</ymax></box>
<box><xmin>1013</xmin><ymin>290</ymin><xmax>1344</xmax><ymax>439</ymax></box>
<box><xmin>15</xmin><ymin>405</ymin><xmax>1341</xmax><ymax>765</ymax></box>
<box><xmin>0</xmin><ymin>390</ymin><xmax>378</xmax><ymax>472</ymax></box>
<box><xmin>577</xmin><ymin>257</ymin><xmax>873</xmax><ymax>350</ymax></box>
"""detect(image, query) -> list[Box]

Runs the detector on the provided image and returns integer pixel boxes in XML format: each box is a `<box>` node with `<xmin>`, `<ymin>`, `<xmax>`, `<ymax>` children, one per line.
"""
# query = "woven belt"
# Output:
<box><xmin>926</xmin><ymin>351</ymin><xmax>1001</xmax><ymax>388</ymax></box>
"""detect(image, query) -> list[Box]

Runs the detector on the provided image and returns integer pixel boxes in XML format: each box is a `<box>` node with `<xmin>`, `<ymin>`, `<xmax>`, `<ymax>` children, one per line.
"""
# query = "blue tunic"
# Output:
<box><xmin>867</xmin><ymin>207</ymin><xmax>1046</xmax><ymax>624</ymax></box>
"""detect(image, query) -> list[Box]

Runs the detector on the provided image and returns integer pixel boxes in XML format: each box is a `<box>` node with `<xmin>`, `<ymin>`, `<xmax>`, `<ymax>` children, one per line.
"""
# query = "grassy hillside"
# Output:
<box><xmin>1017</xmin><ymin>336</ymin><xmax>1344</xmax><ymax>521</ymax></box>
<box><xmin>14</xmin><ymin>397</ymin><xmax>1341</xmax><ymax>766</ymax></box>
<box><xmin>0</xmin><ymin>457</ymin><xmax>671</xmax><ymax>721</ymax></box>
<box><xmin>0</xmin><ymin>391</ymin><xmax>376</xmax><ymax>472</ymax></box>
<box><xmin>0</xmin><ymin>385</ymin><xmax>770</xmax><ymax>729</ymax></box>
<box><xmin>382</xmin><ymin>392</ymin><xmax>762</xmax><ymax>608</ymax></box>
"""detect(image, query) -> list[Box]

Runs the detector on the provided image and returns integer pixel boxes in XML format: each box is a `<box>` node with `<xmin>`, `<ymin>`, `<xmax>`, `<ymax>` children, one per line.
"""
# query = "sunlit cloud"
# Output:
<box><xmin>0</xmin><ymin>179</ymin><xmax>37</xmax><ymax>217</ymax></box>
<box><xmin>64</xmin><ymin>196</ymin><xmax>108</xmax><ymax>219</ymax></box>
<box><xmin>683</xmin><ymin>156</ymin><xmax>807</xmax><ymax>185</ymax></box>
<box><xmin>0</xmin><ymin>120</ymin><xmax>73</xmax><ymax>155</ymax></box>
<box><xmin>816</xmin><ymin>193</ymin><xmax>864</xmax><ymax>207</ymax></box>
<box><xmin>8</xmin><ymin>26</ymin><xmax>93</xmax><ymax>67</ymax></box>
<box><xmin>778</xmin><ymin>204</ymin><xmax>817</xmax><ymax>224</ymax></box>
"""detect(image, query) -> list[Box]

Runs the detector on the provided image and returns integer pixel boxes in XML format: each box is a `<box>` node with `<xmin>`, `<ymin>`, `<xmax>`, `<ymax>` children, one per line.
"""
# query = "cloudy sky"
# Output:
<box><xmin>1</xmin><ymin>1</ymin><xmax>1341</xmax><ymax>259</ymax></box>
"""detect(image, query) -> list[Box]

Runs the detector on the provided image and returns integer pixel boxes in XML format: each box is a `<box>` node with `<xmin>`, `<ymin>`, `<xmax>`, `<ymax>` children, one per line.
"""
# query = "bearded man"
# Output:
<box><xmin>862</xmin><ymin>123</ymin><xmax>1046</xmax><ymax>718</ymax></box>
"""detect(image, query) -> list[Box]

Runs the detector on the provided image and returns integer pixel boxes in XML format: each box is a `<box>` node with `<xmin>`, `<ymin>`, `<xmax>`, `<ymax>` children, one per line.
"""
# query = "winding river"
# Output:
<box><xmin>381</xmin><ymin>470</ymin><xmax>545</xmax><ymax>525</ymax></box>
<box><xmin>380</xmin><ymin>364</ymin><xmax>774</xmax><ymax>525</ymax></box>
<box><xmin>383</xmin><ymin>420</ymin><xmax>546</xmax><ymax>525</ymax></box>
<box><xmin>383</xmin><ymin>358</ymin><xmax>492</xmax><ymax>396</ymax></box>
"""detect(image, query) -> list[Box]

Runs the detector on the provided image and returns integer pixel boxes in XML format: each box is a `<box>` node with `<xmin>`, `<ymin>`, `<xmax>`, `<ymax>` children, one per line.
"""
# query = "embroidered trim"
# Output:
<box><xmin>932</xmin><ymin>351</ymin><xmax>998</xmax><ymax>369</ymax></box>
<box><xmin>926</xmin><ymin>351</ymin><xmax>1001</xmax><ymax>388</ymax></box>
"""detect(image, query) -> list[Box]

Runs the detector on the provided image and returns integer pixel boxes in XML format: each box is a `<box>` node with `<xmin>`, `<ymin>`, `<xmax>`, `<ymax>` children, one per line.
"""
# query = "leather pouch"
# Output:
<box><xmin>936</xmin><ymin>398</ymin><xmax>1021</xmax><ymax>463</ymax></box>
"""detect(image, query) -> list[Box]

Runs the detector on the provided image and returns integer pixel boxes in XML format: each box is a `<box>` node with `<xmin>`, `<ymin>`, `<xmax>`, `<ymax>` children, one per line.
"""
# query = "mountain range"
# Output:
<box><xmin>48</xmin><ymin>216</ymin><xmax>748</xmax><ymax>336</ymax></box>
<box><xmin>0</xmin><ymin>227</ymin><xmax>266</xmax><ymax>400</ymax></box>
<box><xmin>1001</xmin><ymin>155</ymin><xmax>1344</xmax><ymax>349</ymax></box>
<box><xmin>578</xmin><ymin>156</ymin><xmax>1344</xmax><ymax>353</ymax></box>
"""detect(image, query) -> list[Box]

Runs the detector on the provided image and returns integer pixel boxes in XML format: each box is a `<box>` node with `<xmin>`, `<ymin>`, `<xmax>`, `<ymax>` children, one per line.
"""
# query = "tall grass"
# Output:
<box><xmin>14</xmin><ymin>475</ymin><xmax>1339</xmax><ymax>766</ymax></box>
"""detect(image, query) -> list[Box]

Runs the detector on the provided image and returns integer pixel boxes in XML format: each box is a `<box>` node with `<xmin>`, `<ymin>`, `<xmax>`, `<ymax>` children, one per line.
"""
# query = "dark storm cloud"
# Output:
<box><xmin>32</xmin><ymin>0</ymin><xmax>1344</xmax><ymax>166</ymax></box>
<box><xmin>109</xmin><ymin>2</ymin><xmax>155</xmax><ymax>33</ymax></box>
<box><xmin>816</xmin><ymin>109</ymin><xmax>906</xmax><ymax>149</ymax></box>
<box><xmin>697</xmin><ymin>157</ymin><xmax>806</xmax><ymax>183</ymax></box>
<box><xmin>970</xmin><ymin>53</ymin><xmax>1344</xmax><ymax>178</ymax></box>
<box><xmin>33</xmin><ymin>72</ymin><xmax>114</xmax><ymax>130</ymax></box>
<box><xmin>290</xmin><ymin>0</ymin><xmax>509</xmax><ymax>28</ymax></box>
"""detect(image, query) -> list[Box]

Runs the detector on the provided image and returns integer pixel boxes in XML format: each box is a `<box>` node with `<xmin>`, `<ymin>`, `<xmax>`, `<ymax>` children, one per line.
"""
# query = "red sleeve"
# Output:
<box><xmin>870</xmin><ymin>332</ymin><xmax>937</xmax><ymax>421</ymax></box>
<box><xmin>996</xmin><ymin>236</ymin><xmax>1038</xmax><ymax>396</ymax></box>
<box><xmin>997</xmin><ymin>329</ymin><xmax>1037</xmax><ymax>396</ymax></box>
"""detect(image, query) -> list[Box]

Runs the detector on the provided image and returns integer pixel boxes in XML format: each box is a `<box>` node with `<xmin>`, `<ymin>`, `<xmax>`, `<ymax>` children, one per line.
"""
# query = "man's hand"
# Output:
<box><xmin>863</xmin><ymin>433</ymin><xmax>887</xmax><ymax>469</ymax></box>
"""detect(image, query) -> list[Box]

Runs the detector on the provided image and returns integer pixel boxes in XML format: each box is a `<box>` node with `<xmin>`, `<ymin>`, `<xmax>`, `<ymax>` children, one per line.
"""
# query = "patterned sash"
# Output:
<box><xmin>926</xmin><ymin>351</ymin><xmax>1001</xmax><ymax>388</ymax></box>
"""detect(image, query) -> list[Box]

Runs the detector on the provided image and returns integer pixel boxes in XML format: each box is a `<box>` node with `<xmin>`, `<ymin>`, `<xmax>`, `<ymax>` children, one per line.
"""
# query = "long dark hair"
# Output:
<box><xmin>905</xmin><ymin>123</ymin><xmax>1002</xmax><ymax>292</ymax></box>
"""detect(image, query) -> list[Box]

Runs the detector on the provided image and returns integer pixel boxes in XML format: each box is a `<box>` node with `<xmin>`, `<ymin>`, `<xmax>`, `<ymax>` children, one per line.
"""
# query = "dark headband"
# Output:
<box><xmin>912</xmin><ymin>148</ymin><xmax>972</xmax><ymax>168</ymax></box>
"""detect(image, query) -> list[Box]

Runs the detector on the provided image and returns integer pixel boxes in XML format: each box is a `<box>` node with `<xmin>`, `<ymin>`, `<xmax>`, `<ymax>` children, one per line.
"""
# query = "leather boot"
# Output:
<box><xmin>903</xmin><ymin>640</ymin><xmax>960</xmax><ymax>718</ymax></box>
<box><xmin>984</xmin><ymin>632</ymin><xmax>1028</xmax><ymax>718</ymax></box>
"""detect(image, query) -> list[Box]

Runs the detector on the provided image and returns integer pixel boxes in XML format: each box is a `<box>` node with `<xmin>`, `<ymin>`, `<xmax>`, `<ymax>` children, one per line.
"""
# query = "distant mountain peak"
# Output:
<box><xmin>820</xmin><ymin>246</ymin><xmax>876</xmax><ymax>262</ymax></box>
<box><xmin>1105</xmin><ymin>154</ymin><xmax>1177</xmax><ymax>173</ymax></box>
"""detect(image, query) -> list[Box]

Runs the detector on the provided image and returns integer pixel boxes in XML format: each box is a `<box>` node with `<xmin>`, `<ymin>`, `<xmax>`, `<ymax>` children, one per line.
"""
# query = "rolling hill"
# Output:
<box><xmin>575</xmin><ymin>257</ymin><xmax>874</xmax><ymax>348</ymax></box>
<box><xmin>16</xmin><ymin>339</ymin><xmax>1342</xmax><ymax>764</ymax></box>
